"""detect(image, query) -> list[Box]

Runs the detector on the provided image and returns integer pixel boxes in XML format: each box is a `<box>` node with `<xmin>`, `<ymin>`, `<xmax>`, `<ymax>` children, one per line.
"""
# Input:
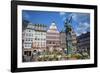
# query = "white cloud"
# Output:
<box><xmin>71</xmin><ymin>13</ymin><xmax>77</xmax><ymax>21</ymax></box>
<box><xmin>69</xmin><ymin>13</ymin><xmax>90</xmax><ymax>23</ymax></box>
<box><xmin>76</xmin><ymin>22</ymin><xmax>90</xmax><ymax>36</ymax></box>
<box><xmin>64</xmin><ymin>13</ymin><xmax>78</xmax><ymax>23</ymax></box>
<box><xmin>59</xmin><ymin>12</ymin><xmax>67</xmax><ymax>21</ymax></box>
<box><xmin>68</xmin><ymin>13</ymin><xmax>90</xmax><ymax>36</ymax></box>
<box><xmin>59</xmin><ymin>12</ymin><xmax>66</xmax><ymax>16</ymax></box>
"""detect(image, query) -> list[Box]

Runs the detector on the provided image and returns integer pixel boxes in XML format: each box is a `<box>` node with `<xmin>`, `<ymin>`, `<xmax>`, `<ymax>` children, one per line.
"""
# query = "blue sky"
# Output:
<box><xmin>22</xmin><ymin>10</ymin><xmax>90</xmax><ymax>36</ymax></box>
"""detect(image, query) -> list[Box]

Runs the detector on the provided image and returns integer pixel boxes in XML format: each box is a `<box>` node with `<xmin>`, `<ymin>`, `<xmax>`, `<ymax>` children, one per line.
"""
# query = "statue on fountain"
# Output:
<box><xmin>64</xmin><ymin>16</ymin><xmax>76</xmax><ymax>55</ymax></box>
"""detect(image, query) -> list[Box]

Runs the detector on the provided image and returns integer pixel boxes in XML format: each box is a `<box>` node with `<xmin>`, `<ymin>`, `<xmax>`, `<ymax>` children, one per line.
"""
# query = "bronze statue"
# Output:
<box><xmin>64</xmin><ymin>16</ymin><xmax>74</xmax><ymax>55</ymax></box>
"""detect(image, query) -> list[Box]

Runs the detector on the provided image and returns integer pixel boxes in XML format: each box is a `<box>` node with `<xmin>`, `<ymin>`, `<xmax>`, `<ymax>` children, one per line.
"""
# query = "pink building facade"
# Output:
<box><xmin>46</xmin><ymin>22</ymin><xmax>61</xmax><ymax>50</ymax></box>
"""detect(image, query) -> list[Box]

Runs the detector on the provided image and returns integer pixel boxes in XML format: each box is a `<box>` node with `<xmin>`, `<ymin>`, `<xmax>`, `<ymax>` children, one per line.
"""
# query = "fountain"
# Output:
<box><xmin>64</xmin><ymin>16</ymin><xmax>75</xmax><ymax>55</ymax></box>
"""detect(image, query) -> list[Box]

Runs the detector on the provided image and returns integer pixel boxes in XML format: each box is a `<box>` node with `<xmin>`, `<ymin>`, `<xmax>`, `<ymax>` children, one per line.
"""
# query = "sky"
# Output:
<box><xmin>22</xmin><ymin>10</ymin><xmax>90</xmax><ymax>36</ymax></box>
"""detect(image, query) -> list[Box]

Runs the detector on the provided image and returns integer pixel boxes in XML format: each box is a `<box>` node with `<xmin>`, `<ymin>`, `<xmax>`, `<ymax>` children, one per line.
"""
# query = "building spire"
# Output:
<box><xmin>47</xmin><ymin>21</ymin><xmax>59</xmax><ymax>33</ymax></box>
